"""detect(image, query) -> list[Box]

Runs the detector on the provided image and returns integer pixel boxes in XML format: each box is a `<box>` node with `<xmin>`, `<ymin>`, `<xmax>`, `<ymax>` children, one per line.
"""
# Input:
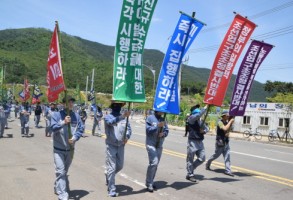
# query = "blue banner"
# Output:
<box><xmin>153</xmin><ymin>13</ymin><xmax>204</xmax><ymax>114</ymax></box>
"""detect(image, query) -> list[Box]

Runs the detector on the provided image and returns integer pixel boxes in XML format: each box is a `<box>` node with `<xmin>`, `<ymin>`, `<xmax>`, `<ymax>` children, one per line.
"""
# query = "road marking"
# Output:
<box><xmin>231</xmin><ymin>151</ymin><xmax>293</xmax><ymax>165</ymax></box>
<box><xmin>265</xmin><ymin>149</ymin><xmax>293</xmax><ymax>156</ymax></box>
<box><xmin>87</xmin><ymin>129</ymin><xmax>293</xmax><ymax>187</ymax></box>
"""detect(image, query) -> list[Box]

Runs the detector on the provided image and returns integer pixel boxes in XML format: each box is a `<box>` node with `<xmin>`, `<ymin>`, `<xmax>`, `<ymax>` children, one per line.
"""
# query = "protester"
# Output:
<box><xmin>19</xmin><ymin>102</ymin><xmax>31</xmax><ymax>137</ymax></box>
<box><xmin>78</xmin><ymin>106</ymin><xmax>87</xmax><ymax>137</ymax></box>
<box><xmin>44</xmin><ymin>102</ymin><xmax>57</xmax><ymax>137</ymax></box>
<box><xmin>0</xmin><ymin>104</ymin><xmax>6</xmax><ymax>138</ymax></box>
<box><xmin>34</xmin><ymin>102</ymin><xmax>42</xmax><ymax>128</ymax></box>
<box><xmin>92</xmin><ymin>104</ymin><xmax>103</xmax><ymax>136</ymax></box>
<box><xmin>206</xmin><ymin>110</ymin><xmax>235</xmax><ymax>177</ymax></box>
<box><xmin>186</xmin><ymin>104</ymin><xmax>208</xmax><ymax>183</ymax></box>
<box><xmin>14</xmin><ymin>101</ymin><xmax>20</xmax><ymax>119</ymax></box>
<box><xmin>51</xmin><ymin>96</ymin><xmax>84</xmax><ymax>200</ymax></box>
<box><xmin>3</xmin><ymin>101</ymin><xmax>11</xmax><ymax>129</ymax></box>
<box><xmin>104</xmin><ymin>101</ymin><xmax>131</xmax><ymax>197</ymax></box>
<box><xmin>145</xmin><ymin>111</ymin><xmax>169</xmax><ymax>192</ymax></box>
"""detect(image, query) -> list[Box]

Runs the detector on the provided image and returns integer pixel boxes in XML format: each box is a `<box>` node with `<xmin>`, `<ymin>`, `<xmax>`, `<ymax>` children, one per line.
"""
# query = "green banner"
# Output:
<box><xmin>113</xmin><ymin>0</ymin><xmax>158</xmax><ymax>102</ymax></box>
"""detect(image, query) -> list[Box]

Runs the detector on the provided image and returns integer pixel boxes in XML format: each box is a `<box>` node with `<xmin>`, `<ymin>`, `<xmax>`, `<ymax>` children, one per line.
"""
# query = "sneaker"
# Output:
<box><xmin>186</xmin><ymin>175</ymin><xmax>198</xmax><ymax>183</ymax></box>
<box><xmin>146</xmin><ymin>184</ymin><xmax>154</xmax><ymax>193</ymax></box>
<box><xmin>108</xmin><ymin>192</ymin><xmax>118</xmax><ymax>197</ymax></box>
<box><xmin>224</xmin><ymin>172</ymin><xmax>234</xmax><ymax>177</ymax></box>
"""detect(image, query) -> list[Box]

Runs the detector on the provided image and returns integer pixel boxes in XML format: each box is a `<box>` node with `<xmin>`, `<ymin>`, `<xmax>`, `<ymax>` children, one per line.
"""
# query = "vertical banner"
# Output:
<box><xmin>47</xmin><ymin>25</ymin><xmax>65</xmax><ymax>102</ymax></box>
<box><xmin>229</xmin><ymin>40</ymin><xmax>273</xmax><ymax>116</ymax></box>
<box><xmin>113</xmin><ymin>0</ymin><xmax>158</xmax><ymax>102</ymax></box>
<box><xmin>153</xmin><ymin>13</ymin><xmax>204</xmax><ymax>114</ymax></box>
<box><xmin>19</xmin><ymin>79</ymin><xmax>30</xmax><ymax>102</ymax></box>
<box><xmin>32</xmin><ymin>84</ymin><xmax>43</xmax><ymax>104</ymax></box>
<box><xmin>204</xmin><ymin>14</ymin><xmax>256</xmax><ymax>106</ymax></box>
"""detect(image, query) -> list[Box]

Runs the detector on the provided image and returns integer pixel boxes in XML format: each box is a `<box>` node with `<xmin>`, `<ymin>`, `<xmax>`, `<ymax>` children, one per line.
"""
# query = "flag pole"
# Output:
<box><xmin>55</xmin><ymin>21</ymin><xmax>74</xmax><ymax>159</ymax></box>
<box><xmin>123</xmin><ymin>102</ymin><xmax>131</xmax><ymax>140</ymax></box>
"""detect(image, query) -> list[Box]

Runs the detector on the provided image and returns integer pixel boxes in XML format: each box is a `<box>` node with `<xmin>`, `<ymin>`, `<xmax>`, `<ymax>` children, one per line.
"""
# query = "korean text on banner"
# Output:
<box><xmin>153</xmin><ymin>13</ymin><xmax>204</xmax><ymax>114</ymax></box>
<box><xmin>204</xmin><ymin>14</ymin><xmax>256</xmax><ymax>107</ymax></box>
<box><xmin>47</xmin><ymin>25</ymin><xmax>65</xmax><ymax>102</ymax></box>
<box><xmin>229</xmin><ymin>40</ymin><xmax>273</xmax><ymax>116</ymax></box>
<box><xmin>113</xmin><ymin>0</ymin><xmax>158</xmax><ymax>102</ymax></box>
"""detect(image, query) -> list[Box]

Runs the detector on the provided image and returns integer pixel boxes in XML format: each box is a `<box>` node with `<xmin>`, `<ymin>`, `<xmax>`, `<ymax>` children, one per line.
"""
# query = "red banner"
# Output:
<box><xmin>204</xmin><ymin>14</ymin><xmax>256</xmax><ymax>106</ymax></box>
<box><xmin>47</xmin><ymin>25</ymin><xmax>65</xmax><ymax>102</ymax></box>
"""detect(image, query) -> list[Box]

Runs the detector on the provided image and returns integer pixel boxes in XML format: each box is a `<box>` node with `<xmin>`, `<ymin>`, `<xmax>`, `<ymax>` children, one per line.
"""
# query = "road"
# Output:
<box><xmin>0</xmin><ymin>115</ymin><xmax>292</xmax><ymax>200</ymax></box>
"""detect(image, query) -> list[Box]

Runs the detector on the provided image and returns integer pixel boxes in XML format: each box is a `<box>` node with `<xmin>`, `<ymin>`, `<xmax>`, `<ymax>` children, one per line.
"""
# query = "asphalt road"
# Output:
<box><xmin>0</xmin><ymin>115</ymin><xmax>292</xmax><ymax>200</ymax></box>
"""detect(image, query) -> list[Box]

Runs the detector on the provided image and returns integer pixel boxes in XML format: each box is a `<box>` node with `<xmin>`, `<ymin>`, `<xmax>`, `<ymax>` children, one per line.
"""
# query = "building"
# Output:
<box><xmin>233</xmin><ymin>102</ymin><xmax>292</xmax><ymax>136</ymax></box>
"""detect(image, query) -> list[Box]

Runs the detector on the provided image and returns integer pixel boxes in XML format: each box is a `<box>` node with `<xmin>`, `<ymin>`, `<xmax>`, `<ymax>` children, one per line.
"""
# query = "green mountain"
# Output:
<box><xmin>0</xmin><ymin>28</ymin><xmax>269</xmax><ymax>102</ymax></box>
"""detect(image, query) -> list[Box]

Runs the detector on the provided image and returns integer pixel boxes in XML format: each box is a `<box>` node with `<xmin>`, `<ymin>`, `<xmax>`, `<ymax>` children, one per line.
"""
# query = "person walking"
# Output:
<box><xmin>51</xmin><ymin>96</ymin><xmax>84</xmax><ymax>200</ymax></box>
<box><xmin>186</xmin><ymin>104</ymin><xmax>208</xmax><ymax>183</ymax></box>
<box><xmin>3</xmin><ymin>101</ymin><xmax>11</xmax><ymax>129</ymax></box>
<box><xmin>92</xmin><ymin>105</ymin><xmax>103</xmax><ymax>136</ymax></box>
<box><xmin>0</xmin><ymin>104</ymin><xmax>6</xmax><ymax>138</ymax></box>
<box><xmin>14</xmin><ymin>101</ymin><xmax>20</xmax><ymax>119</ymax></box>
<box><xmin>44</xmin><ymin>102</ymin><xmax>57</xmax><ymax>137</ymax></box>
<box><xmin>34</xmin><ymin>102</ymin><xmax>42</xmax><ymax>128</ymax></box>
<box><xmin>19</xmin><ymin>102</ymin><xmax>31</xmax><ymax>137</ymax></box>
<box><xmin>206</xmin><ymin>110</ymin><xmax>235</xmax><ymax>177</ymax></box>
<box><xmin>104</xmin><ymin>101</ymin><xmax>131</xmax><ymax>197</ymax></box>
<box><xmin>145</xmin><ymin>111</ymin><xmax>169</xmax><ymax>192</ymax></box>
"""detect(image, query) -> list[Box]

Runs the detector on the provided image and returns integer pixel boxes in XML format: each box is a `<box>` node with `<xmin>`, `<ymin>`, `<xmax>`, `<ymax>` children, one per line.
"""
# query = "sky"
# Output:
<box><xmin>1</xmin><ymin>0</ymin><xmax>293</xmax><ymax>84</ymax></box>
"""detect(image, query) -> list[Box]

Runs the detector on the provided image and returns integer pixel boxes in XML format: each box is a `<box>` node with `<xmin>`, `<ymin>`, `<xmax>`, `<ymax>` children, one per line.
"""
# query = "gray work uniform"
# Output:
<box><xmin>206</xmin><ymin>120</ymin><xmax>232</xmax><ymax>173</ymax></box>
<box><xmin>145</xmin><ymin>114</ymin><xmax>169</xmax><ymax>187</ymax></box>
<box><xmin>104</xmin><ymin>112</ymin><xmax>131</xmax><ymax>196</ymax></box>
<box><xmin>51</xmin><ymin>109</ymin><xmax>84</xmax><ymax>200</ymax></box>
<box><xmin>186</xmin><ymin>108</ymin><xmax>207</xmax><ymax>177</ymax></box>
<box><xmin>19</xmin><ymin>105</ymin><xmax>31</xmax><ymax>136</ymax></box>
<box><xmin>92</xmin><ymin>107</ymin><xmax>103</xmax><ymax>135</ymax></box>
<box><xmin>44</xmin><ymin>107</ymin><xmax>54</xmax><ymax>136</ymax></box>
<box><xmin>0</xmin><ymin>106</ymin><xmax>6</xmax><ymax>137</ymax></box>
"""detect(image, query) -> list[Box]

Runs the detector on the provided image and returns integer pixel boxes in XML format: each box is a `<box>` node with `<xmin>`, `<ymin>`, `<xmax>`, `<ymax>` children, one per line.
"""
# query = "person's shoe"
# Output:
<box><xmin>146</xmin><ymin>184</ymin><xmax>154</xmax><ymax>192</ymax></box>
<box><xmin>108</xmin><ymin>192</ymin><xmax>118</xmax><ymax>197</ymax></box>
<box><xmin>206</xmin><ymin>165</ymin><xmax>211</xmax><ymax>170</ymax></box>
<box><xmin>224</xmin><ymin>172</ymin><xmax>234</xmax><ymax>177</ymax></box>
<box><xmin>186</xmin><ymin>175</ymin><xmax>198</xmax><ymax>183</ymax></box>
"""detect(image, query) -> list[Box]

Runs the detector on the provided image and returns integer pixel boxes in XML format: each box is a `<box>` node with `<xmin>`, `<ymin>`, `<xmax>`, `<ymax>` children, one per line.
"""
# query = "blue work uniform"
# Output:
<box><xmin>104</xmin><ymin>111</ymin><xmax>131</xmax><ymax>196</ymax></box>
<box><xmin>51</xmin><ymin>109</ymin><xmax>84</xmax><ymax>200</ymax></box>
<box><xmin>145</xmin><ymin>114</ymin><xmax>169</xmax><ymax>188</ymax></box>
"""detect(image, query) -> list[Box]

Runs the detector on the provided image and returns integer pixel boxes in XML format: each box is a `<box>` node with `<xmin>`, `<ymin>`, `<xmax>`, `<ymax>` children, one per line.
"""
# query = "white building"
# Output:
<box><xmin>233</xmin><ymin>102</ymin><xmax>292</xmax><ymax>136</ymax></box>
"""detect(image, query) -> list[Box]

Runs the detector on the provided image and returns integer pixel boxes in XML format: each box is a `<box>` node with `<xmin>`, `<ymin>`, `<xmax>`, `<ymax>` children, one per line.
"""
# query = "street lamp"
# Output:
<box><xmin>143</xmin><ymin>64</ymin><xmax>156</xmax><ymax>92</ymax></box>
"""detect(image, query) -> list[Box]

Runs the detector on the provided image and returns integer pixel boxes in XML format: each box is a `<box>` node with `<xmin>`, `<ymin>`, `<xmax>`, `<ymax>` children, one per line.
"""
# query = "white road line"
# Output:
<box><xmin>265</xmin><ymin>149</ymin><xmax>293</xmax><ymax>156</ymax></box>
<box><xmin>119</xmin><ymin>173</ymin><xmax>145</xmax><ymax>188</ymax></box>
<box><xmin>231</xmin><ymin>151</ymin><xmax>293</xmax><ymax>165</ymax></box>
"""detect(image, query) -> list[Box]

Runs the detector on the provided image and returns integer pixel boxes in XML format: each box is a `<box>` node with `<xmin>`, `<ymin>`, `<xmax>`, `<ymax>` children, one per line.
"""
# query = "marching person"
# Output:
<box><xmin>34</xmin><ymin>102</ymin><xmax>42</xmax><ymax>128</ymax></box>
<box><xmin>51</xmin><ymin>96</ymin><xmax>84</xmax><ymax>200</ymax></box>
<box><xmin>3</xmin><ymin>101</ymin><xmax>11</xmax><ymax>129</ymax></box>
<box><xmin>44</xmin><ymin>102</ymin><xmax>57</xmax><ymax>137</ymax></box>
<box><xmin>186</xmin><ymin>104</ymin><xmax>208</xmax><ymax>183</ymax></box>
<box><xmin>206</xmin><ymin>110</ymin><xmax>235</xmax><ymax>177</ymax></box>
<box><xmin>19</xmin><ymin>102</ymin><xmax>31</xmax><ymax>137</ymax></box>
<box><xmin>104</xmin><ymin>101</ymin><xmax>131</xmax><ymax>197</ymax></box>
<box><xmin>0</xmin><ymin>104</ymin><xmax>6</xmax><ymax>138</ymax></box>
<box><xmin>92</xmin><ymin>104</ymin><xmax>103</xmax><ymax>136</ymax></box>
<box><xmin>78</xmin><ymin>106</ymin><xmax>87</xmax><ymax>137</ymax></box>
<box><xmin>145</xmin><ymin>111</ymin><xmax>169</xmax><ymax>192</ymax></box>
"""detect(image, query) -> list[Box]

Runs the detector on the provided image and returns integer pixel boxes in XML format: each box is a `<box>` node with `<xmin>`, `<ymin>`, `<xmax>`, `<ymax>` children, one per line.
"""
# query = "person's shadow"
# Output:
<box><xmin>69</xmin><ymin>189</ymin><xmax>89</xmax><ymax>200</ymax></box>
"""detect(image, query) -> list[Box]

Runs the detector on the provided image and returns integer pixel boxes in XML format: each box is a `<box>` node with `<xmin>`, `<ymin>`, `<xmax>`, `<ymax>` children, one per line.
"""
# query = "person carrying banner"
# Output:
<box><xmin>34</xmin><ymin>102</ymin><xmax>42</xmax><ymax>128</ymax></box>
<box><xmin>19</xmin><ymin>102</ymin><xmax>31</xmax><ymax>137</ymax></box>
<box><xmin>51</xmin><ymin>96</ymin><xmax>84</xmax><ymax>200</ymax></box>
<box><xmin>44</xmin><ymin>102</ymin><xmax>57</xmax><ymax>137</ymax></box>
<box><xmin>186</xmin><ymin>104</ymin><xmax>208</xmax><ymax>183</ymax></box>
<box><xmin>145</xmin><ymin>111</ymin><xmax>169</xmax><ymax>192</ymax></box>
<box><xmin>104</xmin><ymin>101</ymin><xmax>131</xmax><ymax>197</ymax></box>
<box><xmin>206</xmin><ymin>110</ymin><xmax>235</xmax><ymax>177</ymax></box>
<box><xmin>92</xmin><ymin>104</ymin><xmax>103</xmax><ymax>136</ymax></box>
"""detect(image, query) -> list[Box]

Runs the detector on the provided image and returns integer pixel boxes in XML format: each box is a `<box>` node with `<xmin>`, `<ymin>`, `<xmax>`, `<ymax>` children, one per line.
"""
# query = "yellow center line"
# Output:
<box><xmin>86</xmin><ymin>130</ymin><xmax>293</xmax><ymax>187</ymax></box>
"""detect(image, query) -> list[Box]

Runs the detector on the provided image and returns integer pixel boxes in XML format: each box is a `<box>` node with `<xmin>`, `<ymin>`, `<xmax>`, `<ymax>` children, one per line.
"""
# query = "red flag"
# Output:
<box><xmin>19</xmin><ymin>79</ymin><xmax>30</xmax><ymax>102</ymax></box>
<box><xmin>47</xmin><ymin>25</ymin><xmax>65</xmax><ymax>102</ymax></box>
<box><xmin>204</xmin><ymin>14</ymin><xmax>256</xmax><ymax>106</ymax></box>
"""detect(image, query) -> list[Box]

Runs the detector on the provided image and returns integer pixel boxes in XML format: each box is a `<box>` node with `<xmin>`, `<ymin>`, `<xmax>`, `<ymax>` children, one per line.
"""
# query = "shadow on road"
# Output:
<box><xmin>69</xmin><ymin>189</ymin><xmax>89</xmax><ymax>200</ymax></box>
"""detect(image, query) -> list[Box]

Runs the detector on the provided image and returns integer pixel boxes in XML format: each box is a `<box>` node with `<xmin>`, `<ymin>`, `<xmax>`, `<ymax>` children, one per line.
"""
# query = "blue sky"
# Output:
<box><xmin>1</xmin><ymin>0</ymin><xmax>293</xmax><ymax>83</ymax></box>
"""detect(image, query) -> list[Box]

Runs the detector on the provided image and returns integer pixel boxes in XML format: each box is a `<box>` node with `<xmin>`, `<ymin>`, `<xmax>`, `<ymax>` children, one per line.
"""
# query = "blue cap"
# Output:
<box><xmin>221</xmin><ymin>110</ymin><xmax>229</xmax><ymax>116</ymax></box>
<box><xmin>192</xmin><ymin>108</ymin><xmax>201</xmax><ymax>115</ymax></box>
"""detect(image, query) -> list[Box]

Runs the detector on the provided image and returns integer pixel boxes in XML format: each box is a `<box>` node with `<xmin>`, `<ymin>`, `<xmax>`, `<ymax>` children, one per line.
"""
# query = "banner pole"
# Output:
<box><xmin>123</xmin><ymin>102</ymin><xmax>131</xmax><ymax>140</ymax></box>
<box><xmin>156</xmin><ymin>112</ymin><xmax>166</xmax><ymax>149</ymax></box>
<box><xmin>55</xmin><ymin>21</ymin><xmax>74</xmax><ymax>159</ymax></box>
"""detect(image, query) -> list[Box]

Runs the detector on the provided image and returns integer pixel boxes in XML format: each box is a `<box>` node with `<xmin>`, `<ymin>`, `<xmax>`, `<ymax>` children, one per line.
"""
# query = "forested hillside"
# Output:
<box><xmin>0</xmin><ymin>28</ymin><xmax>270</xmax><ymax>102</ymax></box>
